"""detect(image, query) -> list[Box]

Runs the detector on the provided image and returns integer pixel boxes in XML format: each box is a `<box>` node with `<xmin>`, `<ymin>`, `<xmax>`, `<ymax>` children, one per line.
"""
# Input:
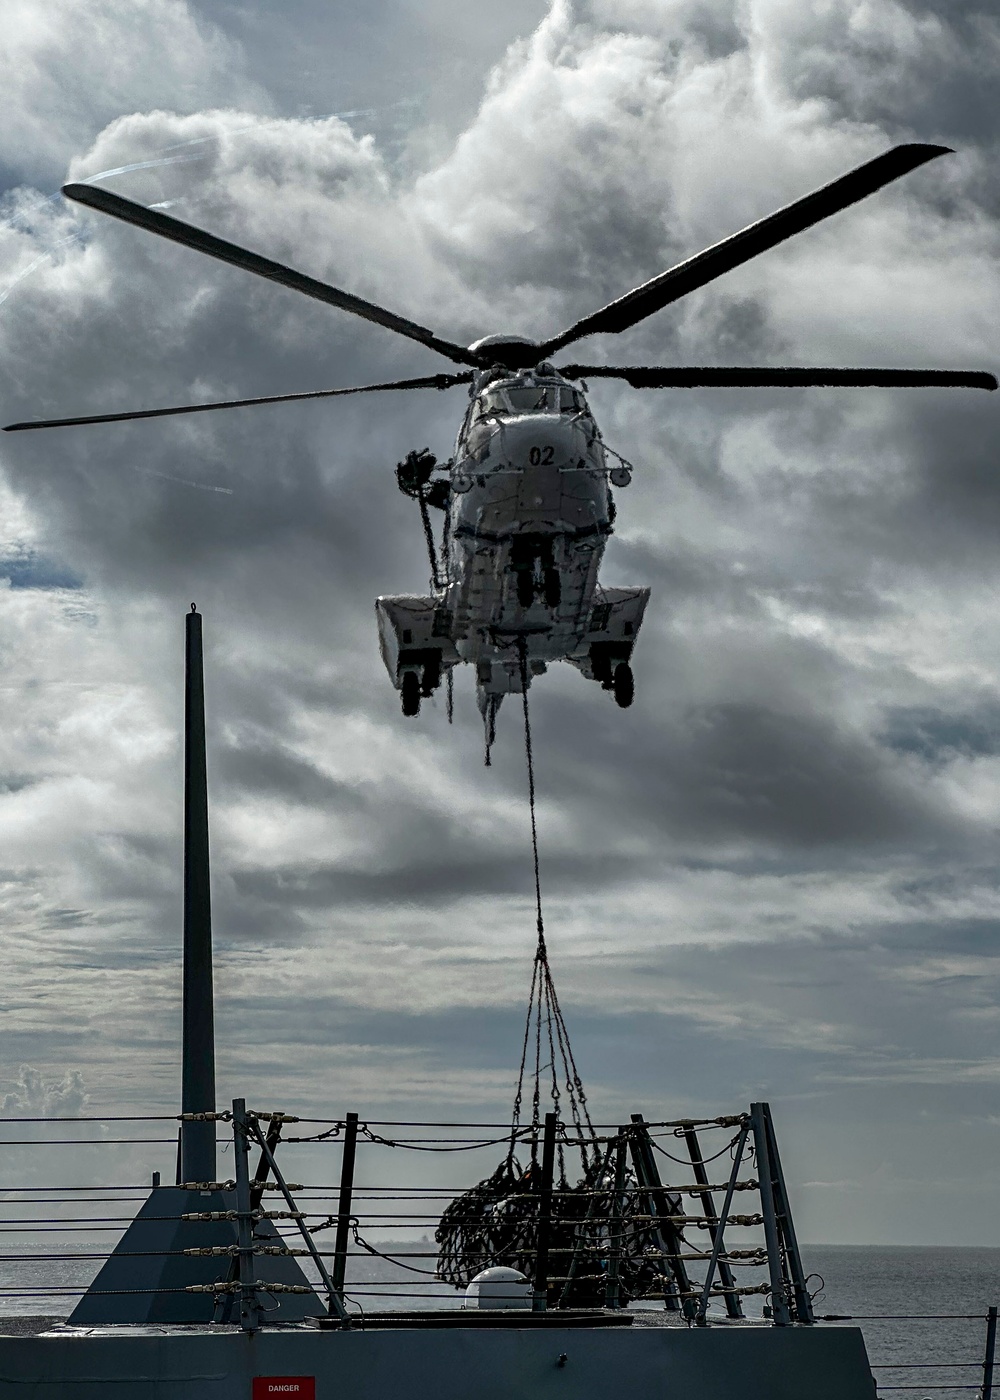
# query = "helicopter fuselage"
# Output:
<box><xmin>376</xmin><ymin>363</ymin><xmax>649</xmax><ymax>727</ymax></box>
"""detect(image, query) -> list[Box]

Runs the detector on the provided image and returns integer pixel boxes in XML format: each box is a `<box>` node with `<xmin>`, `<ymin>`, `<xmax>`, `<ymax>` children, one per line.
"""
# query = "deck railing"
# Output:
<box><xmin>814</xmin><ymin>1307</ymin><xmax>998</xmax><ymax>1397</ymax></box>
<box><xmin>0</xmin><ymin>1101</ymin><xmax>994</xmax><ymax>1396</ymax></box>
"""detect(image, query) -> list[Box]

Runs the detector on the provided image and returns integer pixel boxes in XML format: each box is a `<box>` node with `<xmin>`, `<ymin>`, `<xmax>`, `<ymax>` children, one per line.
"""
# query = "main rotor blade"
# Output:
<box><xmin>540</xmin><ymin>144</ymin><xmax>952</xmax><ymax>356</ymax></box>
<box><xmin>560</xmin><ymin>365</ymin><xmax>998</xmax><ymax>391</ymax></box>
<box><xmin>3</xmin><ymin>372</ymin><xmax>474</xmax><ymax>433</ymax></box>
<box><xmin>62</xmin><ymin>183</ymin><xmax>480</xmax><ymax>368</ymax></box>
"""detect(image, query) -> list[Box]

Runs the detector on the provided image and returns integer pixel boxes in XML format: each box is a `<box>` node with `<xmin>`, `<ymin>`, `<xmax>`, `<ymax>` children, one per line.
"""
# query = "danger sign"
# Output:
<box><xmin>252</xmin><ymin>1380</ymin><xmax>315</xmax><ymax>1399</ymax></box>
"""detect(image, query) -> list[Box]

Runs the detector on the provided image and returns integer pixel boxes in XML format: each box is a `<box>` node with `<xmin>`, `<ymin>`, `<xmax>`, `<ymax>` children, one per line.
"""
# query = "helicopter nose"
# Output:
<box><xmin>501</xmin><ymin>414</ymin><xmax>576</xmax><ymax>464</ymax></box>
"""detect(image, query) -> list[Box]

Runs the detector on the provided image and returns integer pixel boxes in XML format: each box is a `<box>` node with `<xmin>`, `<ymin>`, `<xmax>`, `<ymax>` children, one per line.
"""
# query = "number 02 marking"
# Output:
<box><xmin>529</xmin><ymin>446</ymin><xmax>555</xmax><ymax>466</ymax></box>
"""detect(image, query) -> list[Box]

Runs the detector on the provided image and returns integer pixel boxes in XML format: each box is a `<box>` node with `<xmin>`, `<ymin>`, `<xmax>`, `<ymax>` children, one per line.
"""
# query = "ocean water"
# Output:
<box><xmin>802</xmin><ymin>1245</ymin><xmax>999</xmax><ymax>1398</ymax></box>
<box><xmin>0</xmin><ymin>1241</ymin><xmax>995</xmax><ymax>1397</ymax></box>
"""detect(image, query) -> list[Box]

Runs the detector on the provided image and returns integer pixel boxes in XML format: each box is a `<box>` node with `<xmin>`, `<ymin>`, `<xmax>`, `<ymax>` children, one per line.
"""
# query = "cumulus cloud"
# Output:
<box><xmin>0</xmin><ymin>0</ymin><xmax>998</xmax><ymax>1241</ymax></box>
<box><xmin>0</xmin><ymin>0</ymin><xmax>261</xmax><ymax>187</ymax></box>
<box><xmin>2</xmin><ymin>1064</ymin><xmax>88</xmax><ymax>1117</ymax></box>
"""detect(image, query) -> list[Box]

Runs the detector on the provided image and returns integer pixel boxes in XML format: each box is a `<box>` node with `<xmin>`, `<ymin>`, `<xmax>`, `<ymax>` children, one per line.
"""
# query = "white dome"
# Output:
<box><xmin>463</xmin><ymin>1266</ymin><xmax>532</xmax><ymax>1310</ymax></box>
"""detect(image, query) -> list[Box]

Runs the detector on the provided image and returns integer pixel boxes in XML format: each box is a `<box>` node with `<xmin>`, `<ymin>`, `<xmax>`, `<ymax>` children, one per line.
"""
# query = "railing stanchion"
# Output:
<box><xmin>244</xmin><ymin>1115</ymin><xmax>350</xmax><ymax>1325</ymax></box>
<box><xmin>232</xmin><ymin>1098</ymin><xmax>260</xmax><ymax>1333</ymax></box>
<box><xmin>604</xmin><ymin>1128</ymin><xmax>628</xmax><ymax>1310</ymax></box>
<box><xmin>332</xmin><ymin>1112</ymin><xmax>359</xmax><ymax>1306</ymax></box>
<box><xmin>984</xmin><ymin>1304</ymin><xmax>997</xmax><ymax>1400</ymax></box>
<box><xmin>750</xmin><ymin>1102</ymin><xmax>791</xmax><ymax>1327</ymax></box>
<box><xmin>629</xmin><ymin>1112</ymin><xmax>692</xmax><ymax>1313</ymax></box>
<box><xmin>684</xmin><ymin>1122</ymin><xmax>743</xmax><ymax>1320</ymax></box>
<box><xmin>533</xmin><ymin>1112</ymin><xmax>557</xmax><ymax>1312</ymax></box>
<box><xmin>762</xmin><ymin>1103</ymin><xmax>813</xmax><ymax>1323</ymax></box>
<box><xmin>557</xmin><ymin>1136</ymin><xmax>614</xmax><ymax>1308</ymax></box>
<box><xmin>696</xmin><ymin>1120</ymin><xmax>749</xmax><ymax>1326</ymax></box>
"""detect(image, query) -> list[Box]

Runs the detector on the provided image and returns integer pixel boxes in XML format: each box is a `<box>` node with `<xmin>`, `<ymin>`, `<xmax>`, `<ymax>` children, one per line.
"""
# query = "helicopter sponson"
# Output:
<box><xmin>376</xmin><ymin>360</ymin><xmax>648</xmax><ymax>728</ymax></box>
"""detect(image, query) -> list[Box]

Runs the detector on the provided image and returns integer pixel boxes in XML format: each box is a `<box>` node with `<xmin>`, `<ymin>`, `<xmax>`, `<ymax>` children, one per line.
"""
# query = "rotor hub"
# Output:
<box><xmin>467</xmin><ymin>334</ymin><xmax>541</xmax><ymax>370</ymax></box>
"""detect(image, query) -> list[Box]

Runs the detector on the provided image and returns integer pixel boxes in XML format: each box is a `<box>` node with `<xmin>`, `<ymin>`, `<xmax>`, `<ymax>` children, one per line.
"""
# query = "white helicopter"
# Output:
<box><xmin>384</xmin><ymin>349</ymin><xmax>645</xmax><ymax>743</ymax></box>
<box><xmin>5</xmin><ymin>143</ymin><xmax>994</xmax><ymax>750</ymax></box>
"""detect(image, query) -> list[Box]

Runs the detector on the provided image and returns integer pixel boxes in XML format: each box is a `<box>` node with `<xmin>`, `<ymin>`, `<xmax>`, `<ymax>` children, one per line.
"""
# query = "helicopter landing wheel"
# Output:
<box><xmin>516</xmin><ymin>569</ymin><xmax>535</xmax><ymax>609</ymax></box>
<box><xmin>543</xmin><ymin>568</ymin><xmax>561</xmax><ymax>609</ymax></box>
<box><xmin>612</xmin><ymin>662</ymin><xmax>634</xmax><ymax>709</ymax></box>
<box><xmin>401</xmin><ymin>670</ymin><xmax>421</xmax><ymax>717</ymax></box>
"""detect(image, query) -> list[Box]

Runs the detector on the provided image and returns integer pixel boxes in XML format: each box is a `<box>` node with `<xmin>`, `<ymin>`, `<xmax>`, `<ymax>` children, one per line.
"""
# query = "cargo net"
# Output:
<box><xmin>436</xmin><ymin>937</ymin><xmax>672</xmax><ymax>1308</ymax></box>
<box><xmin>434</xmin><ymin>1143</ymin><xmax>684</xmax><ymax>1309</ymax></box>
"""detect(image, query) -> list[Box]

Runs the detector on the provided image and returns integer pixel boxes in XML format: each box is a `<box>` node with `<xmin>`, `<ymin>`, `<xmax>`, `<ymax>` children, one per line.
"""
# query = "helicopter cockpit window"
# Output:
<box><xmin>472</xmin><ymin>384</ymin><xmax>585</xmax><ymax>419</ymax></box>
<box><xmin>474</xmin><ymin>390</ymin><xmax>510</xmax><ymax>419</ymax></box>
<box><xmin>504</xmin><ymin>386</ymin><xmax>550</xmax><ymax>414</ymax></box>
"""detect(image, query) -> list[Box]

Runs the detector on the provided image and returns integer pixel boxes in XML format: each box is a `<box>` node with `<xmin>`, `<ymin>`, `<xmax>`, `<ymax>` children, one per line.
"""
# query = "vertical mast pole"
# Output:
<box><xmin>179</xmin><ymin>605</ymin><xmax>216</xmax><ymax>1184</ymax></box>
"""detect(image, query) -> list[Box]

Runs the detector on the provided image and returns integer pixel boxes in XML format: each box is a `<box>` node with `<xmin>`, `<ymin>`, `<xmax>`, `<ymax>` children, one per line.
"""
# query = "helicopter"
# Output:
<box><xmin>4</xmin><ymin>142</ymin><xmax>995</xmax><ymax>750</ymax></box>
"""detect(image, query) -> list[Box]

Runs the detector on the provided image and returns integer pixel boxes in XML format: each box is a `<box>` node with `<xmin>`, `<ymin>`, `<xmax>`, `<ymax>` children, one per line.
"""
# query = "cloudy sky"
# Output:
<box><xmin>0</xmin><ymin>0</ymin><xmax>998</xmax><ymax>1246</ymax></box>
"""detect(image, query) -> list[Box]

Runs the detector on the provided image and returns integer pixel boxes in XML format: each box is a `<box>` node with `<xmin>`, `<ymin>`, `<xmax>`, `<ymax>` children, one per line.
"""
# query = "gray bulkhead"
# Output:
<box><xmin>0</xmin><ymin>1320</ymin><xmax>877</xmax><ymax>1400</ymax></box>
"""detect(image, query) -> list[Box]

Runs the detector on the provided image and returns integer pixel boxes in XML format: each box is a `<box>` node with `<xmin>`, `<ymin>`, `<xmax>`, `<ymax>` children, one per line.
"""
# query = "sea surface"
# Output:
<box><xmin>0</xmin><ymin>1242</ymin><xmax>996</xmax><ymax>1397</ymax></box>
<box><xmin>803</xmin><ymin>1245</ymin><xmax>998</xmax><ymax>1398</ymax></box>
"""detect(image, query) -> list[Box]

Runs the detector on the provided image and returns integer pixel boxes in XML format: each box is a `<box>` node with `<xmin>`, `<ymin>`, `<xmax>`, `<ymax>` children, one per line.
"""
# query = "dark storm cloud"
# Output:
<box><xmin>217</xmin><ymin>733</ymin><xmax>370</xmax><ymax>809</ymax></box>
<box><xmin>881</xmin><ymin>704</ymin><xmax>1000</xmax><ymax>763</ymax></box>
<box><xmin>763</xmin><ymin>0</ymin><xmax>1000</xmax><ymax>148</ymax></box>
<box><xmin>230</xmin><ymin>848</ymin><xmax>631</xmax><ymax>912</ymax></box>
<box><xmin>894</xmin><ymin>394</ymin><xmax>1000</xmax><ymax>550</ymax></box>
<box><xmin>619</xmin><ymin>700</ymin><xmax>951</xmax><ymax>846</ymax></box>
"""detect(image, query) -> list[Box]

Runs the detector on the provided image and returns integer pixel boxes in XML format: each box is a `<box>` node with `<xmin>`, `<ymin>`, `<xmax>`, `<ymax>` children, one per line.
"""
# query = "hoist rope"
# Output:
<box><xmin>416</xmin><ymin>487</ymin><xmax>444</xmax><ymax>591</ymax></box>
<box><xmin>508</xmin><ymin>637</ymin><xmax>596</xmax><ymax>1173</ymax></box>
<box><xmin>517</xmin><ymin>637</ymin><xmax>544</xmax><ymax>945</ymax></box>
